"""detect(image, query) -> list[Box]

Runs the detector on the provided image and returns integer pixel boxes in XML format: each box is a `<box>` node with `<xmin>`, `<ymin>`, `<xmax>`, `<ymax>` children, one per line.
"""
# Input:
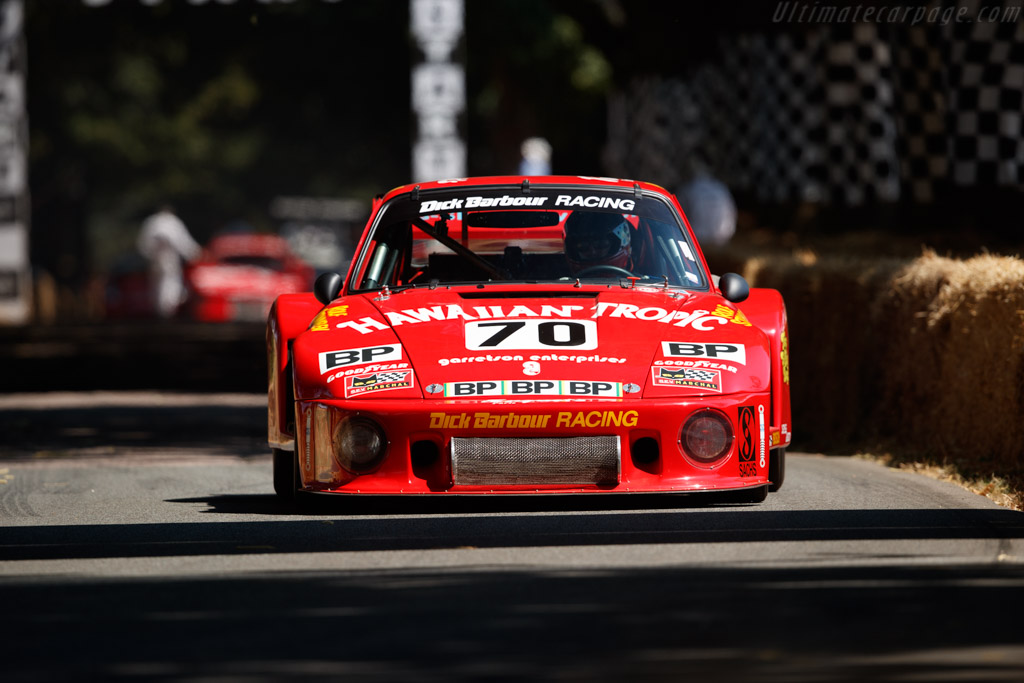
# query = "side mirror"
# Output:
<box><xmin>718</xmin><ymin>272</ymin><xmax>749</xmax><ymax>303</ymax></box>
<box><xmin>314</xmin><ymin>272</ymin><xmax>343</xmax><ymax>305</ymax></box>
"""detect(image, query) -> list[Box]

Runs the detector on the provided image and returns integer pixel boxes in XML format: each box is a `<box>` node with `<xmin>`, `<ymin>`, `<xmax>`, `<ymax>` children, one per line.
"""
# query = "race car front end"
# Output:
<box><xmin>280</xmin><ymin>283</ymin><xmax>790</xmax><ymax>500</ymax></box>
<box><xmin>291</xmin><ymin>392</ymin><xmax>780</xmax><ymax>498</ymax></box>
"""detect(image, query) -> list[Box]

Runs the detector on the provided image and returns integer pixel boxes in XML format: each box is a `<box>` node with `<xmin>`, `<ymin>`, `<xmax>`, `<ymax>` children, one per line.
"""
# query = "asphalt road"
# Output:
<box><xmin>2</xmin><ymin>392</ymin><xmax>1024</xmax><ymax>682</ymax></box>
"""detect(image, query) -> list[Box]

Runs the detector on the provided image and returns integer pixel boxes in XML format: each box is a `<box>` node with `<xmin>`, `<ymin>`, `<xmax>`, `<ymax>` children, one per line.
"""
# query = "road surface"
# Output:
<box><xmin>1</xmin><ymin>392</ymin><xmax>1023</xmax><ymax>682</ymax></box>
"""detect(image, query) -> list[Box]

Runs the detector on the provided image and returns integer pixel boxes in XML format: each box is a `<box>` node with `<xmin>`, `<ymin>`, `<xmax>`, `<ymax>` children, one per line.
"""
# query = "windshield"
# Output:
<box><xmin>351</xmin><ymin>186</ymin><xmax>707</xmax><ymax>292</ymax></box>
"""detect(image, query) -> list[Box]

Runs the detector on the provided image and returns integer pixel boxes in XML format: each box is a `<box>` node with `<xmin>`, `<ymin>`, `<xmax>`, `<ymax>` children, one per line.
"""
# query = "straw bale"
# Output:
<box><xmin>742</xmin><ymin>251</ymin><xmax>904</xmax><ymax>447</ymax></box>
<box><xmin>877</xmin><ymin>252</ymin><xmax>1024</xmax><ymax>467</ymax></box>
<box><xmin>722</xmin><ymin>246</ymin><xmax>1023</xmax><ymax>467</ymax></box>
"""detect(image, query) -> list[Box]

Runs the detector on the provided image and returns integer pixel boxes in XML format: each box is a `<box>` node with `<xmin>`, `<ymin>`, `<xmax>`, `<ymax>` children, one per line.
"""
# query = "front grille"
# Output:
<box><xmin>450</xmin><ymin>436</ymin><xmax>620</xmax><ymax>486</ymax></box>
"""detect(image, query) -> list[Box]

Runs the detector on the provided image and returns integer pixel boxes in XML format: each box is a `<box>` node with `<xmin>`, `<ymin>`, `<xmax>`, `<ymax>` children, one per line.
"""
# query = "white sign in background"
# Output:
<box><xmin>0</xmin><ymin>0</ymin><xmax>28</xmax><ymax>324</ymax></box>
<box><xmin>410</xmin><ymin>0</ymin><xmax>465</xmax><ymax>182</ymax></box>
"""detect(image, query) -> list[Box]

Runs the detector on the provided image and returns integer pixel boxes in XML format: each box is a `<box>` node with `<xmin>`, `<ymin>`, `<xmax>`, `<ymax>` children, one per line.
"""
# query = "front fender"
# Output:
<box><xmin>742</xmin><ymin>288</ymin><xmax>791</xmax><ymax>447</ymax></box>
<box><xmin>267</xmin><ymin>293</ymin><xmax>323</xmax><ymax>449</ymax></box>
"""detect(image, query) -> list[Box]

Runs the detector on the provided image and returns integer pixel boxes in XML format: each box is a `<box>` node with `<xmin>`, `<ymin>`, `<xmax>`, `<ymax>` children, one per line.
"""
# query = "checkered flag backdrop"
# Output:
<box><xmin>604</xmin><ymin>0</ymin><xmax>1024</xmax><ymax>205</ymax></box>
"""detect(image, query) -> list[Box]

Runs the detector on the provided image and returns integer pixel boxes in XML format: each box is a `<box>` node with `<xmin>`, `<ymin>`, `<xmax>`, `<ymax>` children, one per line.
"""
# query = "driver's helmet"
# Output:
<box><xmin>563</xmin><ymin>211</ymin><xmax>633</xmax><ymax>274</ymax></box>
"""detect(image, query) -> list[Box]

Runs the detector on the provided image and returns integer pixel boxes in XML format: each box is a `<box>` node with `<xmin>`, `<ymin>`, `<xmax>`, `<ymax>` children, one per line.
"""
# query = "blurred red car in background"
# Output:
<box><xmin>185</xmin><ymin>233</ymin><xmax>314</xmax><ymax>322</ymax></box>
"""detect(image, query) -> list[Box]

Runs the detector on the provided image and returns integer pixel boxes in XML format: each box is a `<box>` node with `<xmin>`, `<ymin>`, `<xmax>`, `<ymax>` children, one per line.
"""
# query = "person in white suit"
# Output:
<box><xmin>136</xmin><ymin>205</ymin><xmax>201</xmax><ymax>318</ymax></box>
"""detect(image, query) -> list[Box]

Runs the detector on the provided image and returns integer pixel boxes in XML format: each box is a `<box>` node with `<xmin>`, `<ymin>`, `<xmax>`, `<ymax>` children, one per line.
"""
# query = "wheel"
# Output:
<box><xmin>769</xmin><ymin>447</ymin><xmax>785</xmax><ymax>492</ymax></box>
<box><xmin>573</xmin><ymin>264</ymin><xmax>635</xmax><ymax>278</ymax></box>
<box><xmin>273</xmin><ymin>448</ymin><xmax>298</xmax><ymax>499</ymax></box>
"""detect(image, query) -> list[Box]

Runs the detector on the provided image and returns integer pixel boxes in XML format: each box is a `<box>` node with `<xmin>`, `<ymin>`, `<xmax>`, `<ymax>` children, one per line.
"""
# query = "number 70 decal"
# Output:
<box><xmin>465</xmin><ymin>319</ymin><xmax>598</xmax><ymax>350</ymax></box>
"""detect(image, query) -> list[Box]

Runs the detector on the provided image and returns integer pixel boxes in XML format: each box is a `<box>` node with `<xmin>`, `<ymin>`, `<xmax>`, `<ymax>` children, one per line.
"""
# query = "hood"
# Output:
<box><xmin>292</xmin><ymin>285</ymin><xmax>770</xmax><ymax>401</ymax></box>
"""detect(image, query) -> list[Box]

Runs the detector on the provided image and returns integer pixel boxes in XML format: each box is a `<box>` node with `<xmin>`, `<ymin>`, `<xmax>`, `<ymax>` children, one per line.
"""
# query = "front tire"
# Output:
<box><xmin>769</xmin><ymin>447</ymin><xmax>785</xmax><ymax>492</ymax></box>
<box><xmin>273</xmin><ymin>448</ymin><xmax>298</xmax><ymax>499</ymax></box>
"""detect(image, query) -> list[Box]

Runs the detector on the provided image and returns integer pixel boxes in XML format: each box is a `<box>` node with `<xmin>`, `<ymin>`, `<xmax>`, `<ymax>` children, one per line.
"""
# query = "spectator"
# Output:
<box><xmin>518</xmin><ymin>137</ymin><xmax>552</xmax><ymax>176</ymax></box>
<box><xmin>676</xmin><ymin>168</ymin><xmax>737</xmax><ymax>247</ymax></box>
<box><xmin>136</xmin><ymin>205</ymin><xmax>201</xmax><ymax>318</ymax></box>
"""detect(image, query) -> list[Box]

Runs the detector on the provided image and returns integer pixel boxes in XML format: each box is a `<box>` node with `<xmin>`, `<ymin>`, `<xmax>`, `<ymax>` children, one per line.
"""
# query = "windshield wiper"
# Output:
<box><xmin>412</xmin><ymin>215</ymin><xmax>508</xmax><ymax>281</ymax></box>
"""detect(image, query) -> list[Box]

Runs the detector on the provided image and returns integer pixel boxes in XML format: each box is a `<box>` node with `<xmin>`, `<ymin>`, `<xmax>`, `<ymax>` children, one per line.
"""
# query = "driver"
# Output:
<box><xmin>563</xmin><ymin>211</ymin><xmax>634</xmax><ymax>275</ymax></box>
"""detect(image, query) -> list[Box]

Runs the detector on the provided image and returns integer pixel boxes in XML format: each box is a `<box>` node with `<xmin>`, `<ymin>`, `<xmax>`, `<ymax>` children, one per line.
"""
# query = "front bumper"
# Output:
<box><xmin>291</xmin><ymin>394</ymin><xmax>777</xmax><ymax>495</ymax></box>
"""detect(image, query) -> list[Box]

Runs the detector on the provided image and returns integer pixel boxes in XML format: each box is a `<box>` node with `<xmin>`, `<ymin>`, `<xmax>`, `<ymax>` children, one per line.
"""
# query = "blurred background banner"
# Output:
<box><xmin>0</xmin><ymin>0</ymin><xmax>28</xmax><ymax>325</ymax></box>
<box><xmin>411</xmin><ymin>0</ymin><xmax>466</xmax><ymax>181</ymax></box>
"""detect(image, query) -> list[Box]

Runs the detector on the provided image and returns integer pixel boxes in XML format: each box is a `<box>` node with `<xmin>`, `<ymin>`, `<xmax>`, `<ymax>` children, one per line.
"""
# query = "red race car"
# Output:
<box><xmin>186</xmin><ymin>233</ymin><xmax>314</xmax><ymax>323</ymax></box>
<box><xmin>268</xmin><ymin>176</ymin><xmax>790</xmax><ymax>503</ymax></box>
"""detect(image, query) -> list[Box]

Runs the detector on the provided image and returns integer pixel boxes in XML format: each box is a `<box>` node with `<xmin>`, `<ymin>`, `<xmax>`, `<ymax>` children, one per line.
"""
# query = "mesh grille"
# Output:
<box><xmin>451</xmin><ymin>436</ymin><xmax>620</xmax><ymax>486</ymax></box>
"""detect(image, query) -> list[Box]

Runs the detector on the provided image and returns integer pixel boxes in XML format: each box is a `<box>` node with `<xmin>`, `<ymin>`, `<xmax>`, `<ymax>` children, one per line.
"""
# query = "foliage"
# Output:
<box><xmin>26</xmin><ymin>0</ymin><xmax>623</xmax><ymax>279</ymax></box>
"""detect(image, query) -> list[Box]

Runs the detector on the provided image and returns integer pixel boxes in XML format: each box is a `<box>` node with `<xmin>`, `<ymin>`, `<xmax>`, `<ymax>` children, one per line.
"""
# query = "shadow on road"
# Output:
<box><xmin>2</xmin><ymin>505</ymin><xmax>1022</xmax><ymax>562</ymax></box>
<box><xmin>0</xmin><ymin>403</ymin><xmax>267</xmax><ymax>457</ymax></box>
<box><xmin>2</xmin><ymin>561</ymin><xmax>1023</xmax><ymax>682</ymax></box>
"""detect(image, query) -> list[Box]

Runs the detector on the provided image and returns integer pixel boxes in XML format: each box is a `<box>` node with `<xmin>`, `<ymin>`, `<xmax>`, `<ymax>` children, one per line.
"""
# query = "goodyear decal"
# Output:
<box><xmin>443</xmin><ymin>380</ymin><xmax>622</xmax><ymax>398</ymax></box>
<box><xmin>326</xmin><ymin>362</ymin><xmax>409</xmax><ymax>384</ymax></box>
<box><xmin>653</xmin><ymin>359</ymin><xmax>738</xmax><ymax>374</ymax></box>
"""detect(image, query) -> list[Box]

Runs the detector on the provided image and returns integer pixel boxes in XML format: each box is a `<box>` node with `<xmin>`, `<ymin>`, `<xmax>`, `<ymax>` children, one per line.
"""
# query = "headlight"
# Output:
<box><xmin>333</xmin><ymin>416</ymin><xmax>387</xmax><ymax>473</ymax></box>
<box><xmin>680</xmin><ymin>409</ymin><xmax>733</xmax><ymax>466</ymax></box>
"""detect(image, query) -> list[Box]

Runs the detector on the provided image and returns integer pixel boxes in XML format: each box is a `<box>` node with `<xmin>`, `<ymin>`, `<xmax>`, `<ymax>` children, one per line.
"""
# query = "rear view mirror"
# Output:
<box><xmin>718</xmin><ymin>272</ymin><xmax>749</xmax><ymax>303</ymax></box>
<box><xmin>464</xmin><ymin>211</ymin><xmax>561</xmax><ymax>228</ymax></box>
<box><xmin>314</xmin><ymin>272</ymin><xmax>343</xmax><ymax>305</ymax></box>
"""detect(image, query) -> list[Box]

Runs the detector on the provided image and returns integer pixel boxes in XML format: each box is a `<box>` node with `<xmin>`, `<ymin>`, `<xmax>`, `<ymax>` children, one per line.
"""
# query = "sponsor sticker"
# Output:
<box><xmin>310</xmin><ymin>305</ymin><xmax>350</xmax><ymax>331</ymax></box>
<box><xmin>319</xmin><ymin>344</ymin><xmax>403</xmax><ymax>374</ymax></box>
<box><xmin>344</xmin><ymin>369</ymin><xmax>414</xmax><ymax>398</ymax></box>
<box><xmin>554</xmin><ymin>195</ymin><xmax>636</xmax><ymax>211</ymax></box>
<box><xmin>710</xmin><ymin>304</ymin><xmax>751</xmax><ymax>326</ymax></box>
<box><xmin>758</xmin><ymin>404</ymin><xmax>766</xmax><ymax>468</ymax></box>
<box><xmin>661</xmin><ymin>341</ymin><xmax>746</xmax><ymax>365</ymax></box>
<box><xmin>651</xmin><ymin>366</ymin><xmax>722</xmax><ymax>392</ymax></box>
<box><xmin>419</xmin><ymin>195</ymin><xmax>550</xmax><ymax>213</ymax></box>
<box><xmin>781</xmin><ymin>329</ymin><xmax>790</xmax><ymax>384</ymax></box>
<box><xmin>653</xmin><ymin>359</ymin><xmax>738</xmax><ymax>374</ymax></box>
<box><xmin>738</xmin><ymin>405</ymin><xmax>756</xmax><ymax>477</ymax></box>
<box><xmin>325</xmin><ymin>362</ymin><xmax>409</xmax><ymax>384</ymax></box>
<box><xmin>429</xmin><ymin>410</ymin><xmax>638</xmax><ymax>430</ymax></box>
<box><xmin>443</xmin><ymin>380</ymin><xmax>622</xmax><ymax>398</ymax></box>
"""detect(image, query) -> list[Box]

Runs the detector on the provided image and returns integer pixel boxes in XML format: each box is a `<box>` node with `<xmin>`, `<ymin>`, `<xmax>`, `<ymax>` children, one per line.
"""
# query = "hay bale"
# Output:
<box><xmin>721</xmin><ymin>245</ymin><xmax>1023</xmax><ymax>468</ymax></box>
<box><xmin>742</xmin><ymin>250</ymin><xmax>903</xmax><ymax>448</ymax></box>
<box><xmin>876</xmin><ymin>251</ymin><xmax>1024</xmax><ymax>468</ymax></box>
